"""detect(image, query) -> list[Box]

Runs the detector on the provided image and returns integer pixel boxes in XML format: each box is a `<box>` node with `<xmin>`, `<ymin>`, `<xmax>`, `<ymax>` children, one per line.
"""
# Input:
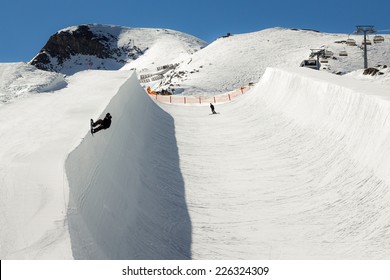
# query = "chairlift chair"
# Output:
<box><xmin>346</xmin><ymin>38</ymin><xmax>356</xmax><ymax>46</ymax></box>
<box><xmin>324</xmin><ymin>50</ymin><xmax>333</xmax><ymax>58</ymax></box>
<box><xmin>373</xmin><ymin>35</ymin><xmax>385</xmax><ymax>43</ymax></box>
<box><xmin>339</xmin><ymin>50</ymin><xmax>348</xmax><ymax>56</ymax></box>
<box><xmin>363</xmin><ymin>39</ymin><xmax>372</xmax><ymax>45</ymax></box>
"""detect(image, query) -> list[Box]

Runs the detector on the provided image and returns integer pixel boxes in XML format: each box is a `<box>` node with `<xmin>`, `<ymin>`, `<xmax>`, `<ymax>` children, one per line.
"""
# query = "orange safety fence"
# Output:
<box><xmin>147</xmin><ymin>85</ymin><xmax>253</xmax><ymax>105</ymax></box>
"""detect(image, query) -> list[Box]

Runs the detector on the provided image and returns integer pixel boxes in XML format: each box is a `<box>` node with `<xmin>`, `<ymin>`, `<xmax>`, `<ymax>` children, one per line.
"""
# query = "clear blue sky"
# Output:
<box><xmin>1</xmin><ymin>0</ymin><xmax>389</xmax><ymax>62</ymax></box>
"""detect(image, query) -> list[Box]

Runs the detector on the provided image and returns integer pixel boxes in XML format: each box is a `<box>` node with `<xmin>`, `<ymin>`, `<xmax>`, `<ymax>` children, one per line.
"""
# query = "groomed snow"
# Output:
<box><xmin>3</xmin><ymin>65</ymin><xmax>390</xmax><ymax>259</ymax></box>
<box><xmin>162</xmin><ymin>67</ymin><xmax>390</xmax><ymax>259</ymax></box>
<box><xmin>65</xmin><ymin>73</ymin><xmax>191</xmax><ymax>259</ymax></box>
<box><xmin>2</xmin><ymin>26</ymin><xmax>390</xmax><ymax>260</ymax></box>
<box><xmin>0</xmin><ymin>70</ymin><xmax>133</xmax><ymax>259</ymax></box>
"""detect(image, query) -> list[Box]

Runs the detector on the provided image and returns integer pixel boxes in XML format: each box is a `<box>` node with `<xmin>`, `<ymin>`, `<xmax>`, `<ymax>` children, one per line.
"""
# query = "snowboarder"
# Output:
<box><xmin>91</xmin><ymin>113</ymin><xmax>112</xmax><ymax>134</ymax></box>
<box><xmin>210</xmin><ymin>103</ymin><xmax>217</xmax><ymax>114</ymax></box>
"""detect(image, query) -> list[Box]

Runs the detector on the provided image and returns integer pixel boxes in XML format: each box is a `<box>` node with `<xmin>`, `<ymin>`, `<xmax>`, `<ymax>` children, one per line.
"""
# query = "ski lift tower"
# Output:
<box><xmin>355</xmin><ymin>25</ymin><xmax>375</xmax><ymax>69</ymax></box>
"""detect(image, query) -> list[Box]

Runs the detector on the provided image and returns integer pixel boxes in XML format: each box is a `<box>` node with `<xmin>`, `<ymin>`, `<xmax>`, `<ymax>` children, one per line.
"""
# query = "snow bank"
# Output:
<box><xmin>0</xmin><ymin>70</ymin><xmax>134</xmax><ymax>259</ymax></box>
<box><xmin>159</xmin><ymin>67</ymin><xmax>390</xmax><ymax>259</ymax></box>
<box><xmin>256</xmin><ymin>67</ymin><xmax>390</xmax><ymax>184</ymax></box>
<box><xmin>65</xmin><ymin>73</ymin><xmax>191</xmax><ymax>259</ymax></box>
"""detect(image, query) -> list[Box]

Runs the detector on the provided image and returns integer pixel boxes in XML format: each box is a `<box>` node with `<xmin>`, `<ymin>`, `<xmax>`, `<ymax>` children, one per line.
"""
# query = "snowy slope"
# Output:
<box><xmin>65</xmin><ymin>73</ymin><xmax>191</xmax><ymax>259</ymax></box>
<box><xmin>67</xmin><ymin>67</ymin><xmax>390</xmax><ymax>259</ymax></box>
<box><xmin>125</xmin><ymin>28</ymin><xmax>390</xmax><ymax>96</ymax></box>
<box><xmin>157</xmin><ymin>67</ymin><xmax>390</xmax><ymax>259</ymax></box>
<box><xmin>29</xmin><ymin>25</ymin><xmax>390</xmax><ymax>97</ymax></box>
<box><xmin>2</xmin><ymin>65</ymin><xmax>390</xmax><ymax>259</ymax></box>
<box><xmin>0</xmin><ymin>70</ymin><xmax>133</xmax><ymax>259</ymax></box>
<box><xmin>2</xmin><ymin>26</ymin><xmax>390</xmax><ymax>260</ymax></box>
<box><xmin>30</xmin><ymin>24</ymin><xmax>206</xmax><ymax>75</ymax></box>
<box><xmin>0</xmin><ymin>63</ymin><xmax>66</xmax><ymax>103</ymax></box>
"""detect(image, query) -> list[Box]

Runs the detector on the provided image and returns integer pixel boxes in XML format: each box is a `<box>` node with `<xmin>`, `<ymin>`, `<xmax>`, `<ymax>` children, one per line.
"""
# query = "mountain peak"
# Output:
<box><xmin>30</xmin><ymin>24</ymin><xmax>206</xmax><ymax>75</ymax></box>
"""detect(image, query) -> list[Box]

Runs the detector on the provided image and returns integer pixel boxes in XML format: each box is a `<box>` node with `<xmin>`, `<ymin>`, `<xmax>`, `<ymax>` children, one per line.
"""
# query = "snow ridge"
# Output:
<box><xmin>257</xmin><ymin>67</ymin><xmax>390</xmax><ymax>183</ymax></box>
<box><xmin>65</xmin><ymin>73</ymin><xmax>191</xmax><ymax>259</ymax></box>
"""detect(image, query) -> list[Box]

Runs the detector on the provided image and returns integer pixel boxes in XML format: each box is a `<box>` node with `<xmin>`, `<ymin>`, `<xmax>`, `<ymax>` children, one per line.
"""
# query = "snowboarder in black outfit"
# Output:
<box><xmin>210</xmin><ymin>103</ymin><xmax>217</xmax><ymax>114</ymax></box>
<box><xmin>91</xmin><ymin>113</ymin><xmax>112</xmax><ymax>134</ymax></box>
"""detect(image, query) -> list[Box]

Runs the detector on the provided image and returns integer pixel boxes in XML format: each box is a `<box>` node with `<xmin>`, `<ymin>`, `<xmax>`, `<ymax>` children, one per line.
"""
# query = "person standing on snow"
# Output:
<box><xmin>91</xmin><ymin>113</ymin><xmax>112</xmax><ymax>134</ymax></box>
<box><xmin>210</xmin><ymin>103</ymin><xmax>217</xmax><ymax>114</ymax></box>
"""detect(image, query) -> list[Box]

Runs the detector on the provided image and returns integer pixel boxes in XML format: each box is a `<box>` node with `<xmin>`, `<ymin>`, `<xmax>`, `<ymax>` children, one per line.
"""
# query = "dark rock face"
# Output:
<box><xmin>30</xmin><ymin>25</ymin><xmax>142</xmax><ymax>74</ymax></box>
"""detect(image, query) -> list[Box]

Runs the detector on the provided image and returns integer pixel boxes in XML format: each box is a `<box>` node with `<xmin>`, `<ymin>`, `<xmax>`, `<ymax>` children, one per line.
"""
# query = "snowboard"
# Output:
<box><xmin>90</xmin><ymin>119</ymin><xmax>94</xmax><ymax>134</ymax></box>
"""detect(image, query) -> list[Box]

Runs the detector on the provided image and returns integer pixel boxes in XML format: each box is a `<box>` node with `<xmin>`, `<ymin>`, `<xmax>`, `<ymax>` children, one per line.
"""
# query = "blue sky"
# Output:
<box><xmin>1</xmin><ymin>0</ymin><xmax>389</xmax><ymax>62</ymax></box>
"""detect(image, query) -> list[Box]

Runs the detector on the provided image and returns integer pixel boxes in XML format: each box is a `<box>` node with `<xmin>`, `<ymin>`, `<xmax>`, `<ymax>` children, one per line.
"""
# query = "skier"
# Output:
<box><xmin>91</xmin><ymin>113</ymin><xmax>112</xmax><ymax>134</ymax></box>
<box><xmin>210</xmin><ymin>103</ymin><xmax>217</xmax><ymax>114</ymax></box>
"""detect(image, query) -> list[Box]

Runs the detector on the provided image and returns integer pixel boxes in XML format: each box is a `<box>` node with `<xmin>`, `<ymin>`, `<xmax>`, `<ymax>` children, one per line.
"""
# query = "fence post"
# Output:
<box><xmin>228</xmin><ymin>94</ymin><xmax>231</xmax><ymax>101</ymax></box>
<box><xmin>214</xmin><ymin>97</ymin><xmax>216</xmax><ymax>103</ymax></box>
<box><xmin>170</xmin><ymin>96</ymin><xmax>172</xmax><ymax>103</ymax></box>
<box><xmin>184</xmin><ymin>97</ymin><xmax>186</xmax><ymax>104</ymax></box>
<box><xmin>199</xmin><ymin>97</ymin><xmax>201</xmax><ymax>104</ymax></box>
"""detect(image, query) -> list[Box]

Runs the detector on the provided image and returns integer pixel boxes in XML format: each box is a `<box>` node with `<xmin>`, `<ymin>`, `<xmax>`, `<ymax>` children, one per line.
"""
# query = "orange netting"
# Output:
<box><xmin>147</xmin><ymin>85</ymin><xmax>253</xmax><ymax>105</ymax></box>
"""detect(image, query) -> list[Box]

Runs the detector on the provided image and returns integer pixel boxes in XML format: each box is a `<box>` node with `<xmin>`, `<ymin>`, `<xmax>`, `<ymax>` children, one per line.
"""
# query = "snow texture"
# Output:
<box><xmin>2</xmin><ymin>27</ymin><xmax>390</xmax><ymax>259</ymax></box>
<box><xmin>0</xmin><ymin>63</ymin><xmax>67</xmax><ymax>103</ymax></box>
<box><xmin>129</xmin><ymin>28</ymin><xmax>390</xmax><ymax>96</ymax></box>
<box><xmin>32</xmin><ymin>24</ymin><xmax>206</xmax><ymax>75</ymax></box>
<box><xmin>65</xmin><ymin>73</ymin><xmax>191</xmax><ymax>259</ymax></box>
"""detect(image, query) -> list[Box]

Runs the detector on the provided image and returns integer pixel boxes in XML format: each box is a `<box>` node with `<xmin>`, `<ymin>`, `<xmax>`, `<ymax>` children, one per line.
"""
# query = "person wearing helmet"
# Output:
<box><xmin>91</xmin><ymin>113</ymin><xmax>112</xmax><ymax>134</ymax></box>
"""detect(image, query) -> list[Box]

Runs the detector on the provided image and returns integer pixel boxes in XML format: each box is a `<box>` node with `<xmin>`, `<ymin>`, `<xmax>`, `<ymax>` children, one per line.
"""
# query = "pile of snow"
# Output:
<box><xmin>0</xmin><ymin>63</ymin><xmax>67</xmax><ymax>103</ymax></box>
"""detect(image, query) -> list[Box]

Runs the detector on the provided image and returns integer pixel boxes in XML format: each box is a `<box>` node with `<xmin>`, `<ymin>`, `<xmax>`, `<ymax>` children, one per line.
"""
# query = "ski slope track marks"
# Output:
<box><xmin>162</xmin><ymin>67</ymin><xmax>390</xmax><ymax>259</ymax></box>
<box><xmin>2</xmin><ymin>67</ymin><xmax>390</xmax><ymax>259</ymax></box>
<box><xmin>67</xmin><ymin>67</ymin><xmax>390</xmax><ymax>259</ymax></box>
<box><xmin>65</xmin><ymin>73</ymin><xmax>191</xmax><ymax>259</ymax></box>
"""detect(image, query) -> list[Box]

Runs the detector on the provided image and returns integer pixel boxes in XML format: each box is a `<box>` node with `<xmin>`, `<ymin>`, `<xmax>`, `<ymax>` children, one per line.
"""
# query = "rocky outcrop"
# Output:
<box><xmin>30</xmin><ymin>24</ymin><xmax>143</xmax><ymax>74</ymax></box>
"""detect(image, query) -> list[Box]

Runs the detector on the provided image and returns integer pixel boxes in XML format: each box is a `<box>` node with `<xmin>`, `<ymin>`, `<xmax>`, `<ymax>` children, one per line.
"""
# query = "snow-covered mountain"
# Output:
<box><xmin>30</xmin><ymin>24</ymin><xmax>206</xmax><ymax>75</ymax></box>
<box><xmin>28</xmin><ymin>24</ymin><xmax>390</xmax><ymax>96</ymax></box>
<box><xmin>2</xmin><ymin>25</ymin><xmax>390</xmax><ymax>260</ymax></box>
